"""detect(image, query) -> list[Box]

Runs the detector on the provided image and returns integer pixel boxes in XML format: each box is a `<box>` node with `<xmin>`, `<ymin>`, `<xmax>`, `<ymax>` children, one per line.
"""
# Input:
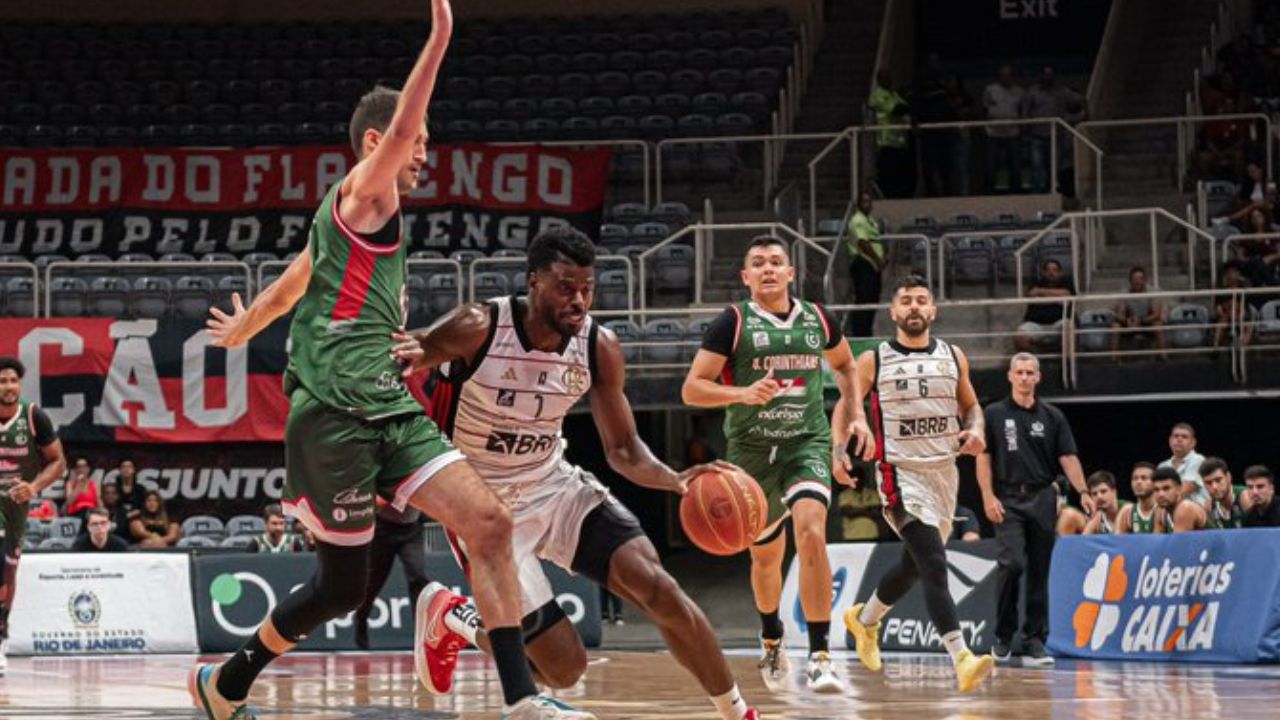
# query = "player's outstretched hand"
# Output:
<box><xmin>207</xmin><ymin>292</ymin><xmax>248</xmax><ymax>348</ymax></box>
<box><xmin>738</xmin><ymin>367</ymin><xmax>779</xmax><ymax>406</ymax></box>
<box><xmin>957</xmin><ymin>428</ymin><xmax>985</xmax><ymax>456</ymax></box>
<box><xmin>390</xmin><ymin>331</ymin><xmax>428</xmax><ymax>378</ymax></box>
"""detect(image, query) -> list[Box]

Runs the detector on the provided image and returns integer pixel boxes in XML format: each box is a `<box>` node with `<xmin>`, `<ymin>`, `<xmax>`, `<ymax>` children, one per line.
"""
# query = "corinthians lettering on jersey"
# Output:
<box><xmin>751</xmin><ymin>354</ymin><xmax>821</xmax><ymax>371</ymax></box>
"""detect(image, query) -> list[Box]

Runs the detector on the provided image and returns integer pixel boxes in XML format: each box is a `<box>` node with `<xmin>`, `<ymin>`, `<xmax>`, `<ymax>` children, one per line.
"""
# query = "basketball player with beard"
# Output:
<box><xmin>839</xmin><ymin>275</ymin><xmax>996</xmax><ymax>692</ymax></box>
<box><xmin>393</xmin><ymin>227</ymin><xmax>762</xmax><ymax>720</ymax></box>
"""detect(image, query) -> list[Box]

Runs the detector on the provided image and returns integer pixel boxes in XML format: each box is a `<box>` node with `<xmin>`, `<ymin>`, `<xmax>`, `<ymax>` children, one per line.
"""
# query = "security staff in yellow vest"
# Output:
<box><xmin>869</xmin><ymin>69</ymin><xmax>913</xmax><ymax>198</ymax></box>
<box><xmin>846</xmin><ymin>192</ymin><xmax>887</xmax><ymax>337</ymax></box>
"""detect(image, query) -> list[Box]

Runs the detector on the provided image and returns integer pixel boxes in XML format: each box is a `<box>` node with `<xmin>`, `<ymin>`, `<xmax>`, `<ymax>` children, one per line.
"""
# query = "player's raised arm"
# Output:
<box><xmin>391</xmin><ymin>302</ymin><xmax>493</xmax><ymax>377</ymax></box>
<box><xmin>207</xmin><ymin>249</ymin><xmax>313</xmax><ymax>348</ymax></box>
<box><xmin>340</xmin><ymin>0</ymin><xmax>453</xmax><ymax>227</ymax></box>
<box><xmin>595</xmin><ymin>327</ymin><xmax>734</xmax><ymax>494</ymax></box>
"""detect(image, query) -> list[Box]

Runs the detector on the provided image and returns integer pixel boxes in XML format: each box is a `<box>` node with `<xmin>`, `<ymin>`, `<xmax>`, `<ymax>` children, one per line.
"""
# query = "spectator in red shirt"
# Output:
<box><xmin>63</xmin><ymin>457</ymin><xmax>100</xmax><ymax>523</ymax></box>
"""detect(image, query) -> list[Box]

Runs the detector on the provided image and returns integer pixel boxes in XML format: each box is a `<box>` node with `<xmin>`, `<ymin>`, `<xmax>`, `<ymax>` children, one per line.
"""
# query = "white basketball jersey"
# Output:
<box><xmin>446</xmin><ymin>296</ymin><xmax>595</xmax><ymax>504</ymax></box>
<box><xmin>872</xmin><ymin>338</ymin><xmax>961</xmax><ymax>467</ymax></box>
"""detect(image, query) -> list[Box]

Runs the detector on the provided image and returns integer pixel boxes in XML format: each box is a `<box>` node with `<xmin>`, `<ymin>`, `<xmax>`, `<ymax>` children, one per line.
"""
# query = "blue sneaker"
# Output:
<box><xmin>502</xmin><ymin>694</ymin><xmax>597</xmax><ymax>719</ymax></box>
<box><xmin>188</xmin><ymin>664</ymin><xmax>257</xmax><ymax>720</ymax></box>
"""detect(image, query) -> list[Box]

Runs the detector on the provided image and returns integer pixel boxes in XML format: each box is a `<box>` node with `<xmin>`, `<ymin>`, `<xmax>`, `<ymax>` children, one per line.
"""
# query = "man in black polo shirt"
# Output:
<box><xmin>1242</xmin><ymin>465</ymin><xmax>1280</xmax><ymax>527</ymax></box>
<box><xmin>976</xmin><ymin>352</ymin><xmax>1091</xmax><ymax>667</ymax></box>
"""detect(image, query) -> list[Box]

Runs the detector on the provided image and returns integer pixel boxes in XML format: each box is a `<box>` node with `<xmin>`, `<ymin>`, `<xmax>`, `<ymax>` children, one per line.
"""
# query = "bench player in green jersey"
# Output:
<box><xmin>1116</xmin><ymin>462</ymin><xmax>1160</xmax><ymax>533</ymax></box>
<box><xmin>0</xmin><ymin>357</ymin><xmax>67</xmax><ymax>676</ymax></box>
<box><xmin>1201</xmin><ymin>456</ymin><xmax>1250</xmax><ymax>529</ymax></box>
<box><xmin>188</xmin><ymin>3</ymin><xmax>589</xmax><ymax>719</ymax></box>
<box><xmin>682</xmin><ymin>236</ymin><xmax>867</xmax><ymax>693</ymax></box>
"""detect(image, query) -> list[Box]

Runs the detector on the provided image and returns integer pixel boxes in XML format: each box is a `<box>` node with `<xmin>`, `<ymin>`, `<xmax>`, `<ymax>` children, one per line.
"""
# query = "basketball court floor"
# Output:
<box><xmin>2</xmin><ymin>649</ymin><xmax>1276</xmax><ymax>719</ymax></box>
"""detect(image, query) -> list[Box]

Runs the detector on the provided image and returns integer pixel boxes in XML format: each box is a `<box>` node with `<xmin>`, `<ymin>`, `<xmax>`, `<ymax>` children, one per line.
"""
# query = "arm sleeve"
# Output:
<box><xmin>1052</xmin><ymin>406</ymin><xmax>1079</xmax><ymax>456</ymax></box>
<box><xmin>700</xmin><ymin>307</ymin><xmax>738</xmax><ymax>356</ymax></box>
<box><xmin>31</xmin><ymin>406</ymin><xmax>57</xmax><ymax>447</ymax></box>
<box><xmin>814</xmin><ymin>304</ymin><xmax>843</xmax><ymax>349</ymax></box>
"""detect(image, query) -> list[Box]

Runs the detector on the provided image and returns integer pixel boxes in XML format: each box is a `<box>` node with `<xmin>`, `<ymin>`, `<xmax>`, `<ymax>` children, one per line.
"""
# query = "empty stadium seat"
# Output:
<box><xmin>603</xmin><ymin>319</ymin><xmax>641</xmax><ymax>363</ymax></box>
<box><xmin>49</xmin><ymin>277</ymin><xmax>88</xmax><ymax>317</ymax></box>
<box><xmin>131</xmin><ymin>276</ymin><xmax>171</xmax><ymax>319</ymax></box>
<box><xmin>1077</xmin><ymin>309</ymin><xmax>1116</xmax><ymax>353</ymax></box>
<box><xmin>595</xmin><ymin>269</ymin><xmax>629</xmax><ymax>310</ymax></box>
<box><xmin>177</xmin><ymin>536</ymin><xmax>219</xmax><ymax>549</ymax></box>
<box><xmin>181</xmin><ymin>514</ymin><xmax>226</xmax><ymax>538</ymax></box>
<box><xmin>472</xmin><ymin>271</ymin><xmax>511</xmax><ymax>302</ymax></box>
<box><xmin>38</xmin><ymin>537</ymin><xmax>73</xmax><ymax>550</ymax></box>
<box><xmin>48</xmin><ymin>516</ymin><xmax>81</xmax><ymax>539</ymax></box>
<box><xmin>174</xmin><ymin>276</ymin><xmax>215</xmax><ymax>320</ymax></box>
<box><xmin>654</xmin><ymin>244</ymin><xmax>694</xmax><ymax>293</ymax></box>
<box><xmin>1168</xmin><ymin>304</ymin><xmax>1211</xmax><ymax>348</ymax></box>
<box><xmin>221</xmin><ymin>535</ymin><xmax>257</xmax><ymax>550</ymax></box>
<box><xmin>1259</xmin><ymin>300</ymin><xmax>1280</xmax><ymax>337</ymax></box>
<box><xmin>642</xmin><ymin>318</ymin><xmax>686</xmax><ymax>363</ymax></box>
<box><xmin>3</xmin><ymin>278</ymin><xmax>36</xmax><ymax>317</ymax></box>
<box><xmin>949</xmin><ymin>237</ymin><xmax>995</xmax><ymax>284</ymax></box>
<box><xmin>426</xmin><ymin>274</ymin><xmax>459</xmax><ymax>318</ymax></box>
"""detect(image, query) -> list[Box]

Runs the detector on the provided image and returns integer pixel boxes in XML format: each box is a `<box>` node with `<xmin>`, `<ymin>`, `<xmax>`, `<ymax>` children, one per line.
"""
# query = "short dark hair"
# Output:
<box><xmin>349</xmin><ymin>85</ymin><xmax>401</xmax><ymax>158</ymax></box>
<box><xmin>1132</xmin><ymin>461</ymin><xmax>1156</xmax><ymax>473</ymax></box>
<box><xmin>1171</xmin><ymin>421</ymin><xmax>1196</xmax><ymax>436</ymax></box>
<box><xmin>0</xmin><ymin>356</ymin><xmax>24</xmax><ymax>378</ymax></box>
<box><xmin>1041</xmin><ymin>258</ymin><xmax>1062</xmax><ymax>272</ymax></box>
<box><xmin>1153</xmin><ymin>466</ymin><xmax>1182</xmax><ymax>484</ymax></box>
<box><xmin>263</xmin><ymin>503</ymin><xmax>285</xmax><ymax>521</ymax></box>
<box><xmin>1129</xmin><ymin>265</ymin><xmax>1146</xmax><ymax>278</ymax></box>
<box><xmin>746</xmin><ymin>234</ymin><xmax>789</xmax><ymax>254</ymax></box>
<box><xmin>892</xmin><ymin>274</ymin><xmax>931</xmax><ymax>296</ymax></box>
<box><xmin>1244</xmin><ymin>465</ymin><xmax>1275</xmax><ymax>485</ymax></box>
<box><xmin>86</xmin><ymin>507</ymin><xmax>111</xmax><ymax>522</ymax></box>
<box><xmin>1199</xmin><ymin>456</ymin><xmax>1230</xmax><ymax>478</ymax></box>
<box><xmin>528</xmin><ymin>226</ymin><xmax>595</xmax><ymax>273</ymax></box>
<box><xmin>1086</xmin><ymin>470</ymin><xmax>1116</xmax><ymax>490</ymax></box>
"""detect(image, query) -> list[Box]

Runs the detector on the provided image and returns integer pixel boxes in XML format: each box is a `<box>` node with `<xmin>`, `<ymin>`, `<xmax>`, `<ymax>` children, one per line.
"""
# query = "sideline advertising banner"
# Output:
<box><xmin>1049</xmin><ymin>530</ymin><xmax>1280</xmax><ymax>663</ymax></box>
<box><xmin>781</xmin><ymin>540</ymin><xmax>1003</xmax><ymax>654</ymax></box>
<box><xmin>0</xmin><ymin>144</ymin><xmax>613</xmax><ymax>257</ymax></box>
<box><xmin>7</xmin><ymin>552</ymin><xmax>198</xmax><ymax>655</ymax></box>
<box><xmin>190</xmin><ymin>552</ymin><xmax>601</xmax><ymax>653</ymax></box>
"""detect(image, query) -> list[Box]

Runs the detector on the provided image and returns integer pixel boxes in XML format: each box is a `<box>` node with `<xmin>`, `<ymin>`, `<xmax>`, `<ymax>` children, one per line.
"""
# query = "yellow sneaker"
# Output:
<box><xmin>841</xmin><ymin>604</ymin><xmax>882</xmax><ymax>672</ymax></box>
<box><xmin>954</xmin><ymin>649</ymin><xmax>995</xmax><ymax>692</ymax></box>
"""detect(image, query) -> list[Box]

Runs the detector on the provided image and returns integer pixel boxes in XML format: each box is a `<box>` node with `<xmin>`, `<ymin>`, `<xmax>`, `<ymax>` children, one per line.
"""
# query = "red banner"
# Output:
<box><xmin>0</xmin><ymin>318</ymin><xmax>290</xmax><ymax>443</ymax></box>
<box><xmin>0</xmin><ymin>144</ymin><xmax>613</xmax><ymax>257</ymax></box>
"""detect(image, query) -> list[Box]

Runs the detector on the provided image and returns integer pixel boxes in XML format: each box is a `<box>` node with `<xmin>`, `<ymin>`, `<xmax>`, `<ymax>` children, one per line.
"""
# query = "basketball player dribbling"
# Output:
<box><xmin>392</xmin><ymin>227</ymin><xmax>762</xmax><ymax>720</ymax></box>
<box><xmin>0</xmin><ymin>357</ymin><xmax>67</xmax><ymax>676</ymax></box>
<box><xmin>189</xmin><ymin>2</ymin><xmax>588</xmax><ymax>717</ymax></box>
<box><xmin>840</xmin><ymin>275</ymin><xmax>996</xmax><ymax>692</ymax></box>
<box><xmin>681</xmin><ymin>236</ymin><xmax>867</xmax><ymax>693</ymax></box>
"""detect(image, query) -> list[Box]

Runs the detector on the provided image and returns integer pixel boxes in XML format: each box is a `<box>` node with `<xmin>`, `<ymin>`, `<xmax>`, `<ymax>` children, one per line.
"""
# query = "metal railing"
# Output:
<box><xmin>1015</xmin><ymin>208</ymin><xmax>1219</xmax><ymax>295</ymax></box>
<box><xmin>936</xmin><ymin>229</ymin><xmax>1045</xmax><ymax>300</ymax></box>
<box><xmin>1221</xmin><ymin>232</ymin><xmax>1280</xmax><ymax>265</ymax></box>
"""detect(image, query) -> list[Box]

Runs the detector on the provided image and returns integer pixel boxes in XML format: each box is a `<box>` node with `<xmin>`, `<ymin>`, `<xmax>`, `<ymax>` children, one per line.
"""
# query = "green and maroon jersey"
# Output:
<box><xmin>284</xmin><ymin>181</ymin><xmax>420</xmax><ymax>421</ymax></box>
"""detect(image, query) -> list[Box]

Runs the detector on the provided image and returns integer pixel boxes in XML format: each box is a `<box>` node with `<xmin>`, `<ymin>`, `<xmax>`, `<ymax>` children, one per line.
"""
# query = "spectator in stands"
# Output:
<box><xmin>1152</xmin><ymin>466</ymin><xmax>1208</xmax><ymax>532</ymax></box>
<box><xmin>1201</xmin><ymin>457</ymin><xmax>1249</xmax><ymax>529</ymax></box>
<box><xmin>982</xmin><ymin>63</ymin><xmax>1025</xmax><ymax>193</ymax></box>
<box><xmin>846</xmin><ymin>191</ymin><xmax>886</xmax><ymax>337</ymax></box>
<box><xmin>1232</xmin><ymin>208</ymin><xmax>1280</xmax><ymax>288</ymax></box>
<box><xmin>1226</xmin><ymin>161</ymin><xmax>1270</xmax><ymax>225</ymax></box>
<box><xmin>100</xmin><ymin>483</ymin><xmax>133</xmax><ymax>543</ymax></box>
<box><xmin>1116</xmin><ymin>462</ymin><xmax>1160</xmax><ymax>533</ymax></box>
<box><xmin>869</xmin><ymin>69</ymin><xmax>914</xmax><ymax>198</ymax></box>
<box><xmin>1113</xmin><ymin>266</ymin><xmax>1167</xmax><ymax>355</ymax></box>
<box><xmin>945</xmin><ymin>73</ymin><xmax>978</xmax><ymax>195</ymax></box>
<box><xmin>1242</xmin><ymin>465</ymin><xmax>1280</xmax><ymax>527</ymax></box>
<box><xmin>1160</xmin><ymin>422</ymin><xmax>1209</xmax><ymax>506</ymax></box>
<box><xmin>1214</xmin><ymin>261</ymin><xmax>1256</xmax><ymax>348</ymax></box>
<box><xmin>951</xmin><ymin>505</ymin><xmax>981</xmax><ymax>542</ymax></box>
<box><xmin>114</xmin><ymin>459</ymin><xmax>147</xmax><ymax>510</ymax></box>
<box><xmin>1200</xmin><ymin>73</ymin><xmax>1251</xmax><ymax>180</ymax></box>
<box><xmin>1081</xmin><ymin>471</ymin><xmax>1126</xmax><ymax>535</ymax></box>
<box><xmin>251</xmin><ymin>504</ymin><xmax>306</xmax><ymax>553</ymax></box>
<box><xmin>62</xmin><ymin>457</ymin><xmax>100</xmax><ymax>523</ymax></box>
<box><xmin>1021</xmin><ymin>66</ymin><xmax>1086</xmax><ymax>194</ymax></box>
<box><xmin>128</xmin><ymin>490</ymin><xmax>181</xmax><ymax>548</ymax></box>
<box><xmin>72</xmin><ymin>508</ymin><xmax>129</xmax><ymax>553</ymax></box>
<box><xmin>1015</xmin><ymin>259</ymin><xmax>1074</xmax><ymax>352</ymax></box>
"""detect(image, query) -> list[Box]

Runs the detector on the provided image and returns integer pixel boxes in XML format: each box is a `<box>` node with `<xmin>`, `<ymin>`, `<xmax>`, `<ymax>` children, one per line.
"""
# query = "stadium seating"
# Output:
<box><xmin>181</xmin><ymin>514</ymin><xmax>226</xmax><ymax>538</ymax></box>
<box><xmin>225</xmin><ymin>514</ymin><xmax>266</xmax><ymax>536</ymax></box>
<box><xmin>1077</xmin><ymin>309</ymin><xmax>1116</xmax><ymax>353</ymax></box>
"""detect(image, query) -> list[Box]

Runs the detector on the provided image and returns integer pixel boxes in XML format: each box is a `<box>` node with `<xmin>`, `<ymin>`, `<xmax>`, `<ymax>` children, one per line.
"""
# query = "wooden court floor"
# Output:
<box><xmin>2</xmin><ymin>649</ymin><xmax>1278</xmax><ymax>719</ymax></box>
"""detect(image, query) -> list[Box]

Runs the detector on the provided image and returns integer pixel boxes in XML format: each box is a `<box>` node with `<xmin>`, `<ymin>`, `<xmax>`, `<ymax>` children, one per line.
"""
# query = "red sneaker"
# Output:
<box><xmin>744</xmin><ymin>709</ymin><xmax>762</xmax><ymax>720</ymax></box>
<box><xmin>413</xmin><ymin>581</ymin><xmax>470</xmax><ymax>695</ymax></box>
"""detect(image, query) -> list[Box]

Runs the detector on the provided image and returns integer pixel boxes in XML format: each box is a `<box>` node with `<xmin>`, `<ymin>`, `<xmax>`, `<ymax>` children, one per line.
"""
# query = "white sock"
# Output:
<box><xmin>710</xmin><ymin>684</ymin><xmax>749</xmax><ymax>720</ymax></box>
<box><xmin>942</xmin><ymin>630</ymin><xmax>968</xmax><ymax>664</ymax></box>
<box><xmin>859</xmin><ymin>592</ymin><xmax>890</xmax><ymax>626</ymax></box>
<box><xmin>444</xmin><ymin>602</ymin><xmax>482</xmax><ymax>644</ymax></box>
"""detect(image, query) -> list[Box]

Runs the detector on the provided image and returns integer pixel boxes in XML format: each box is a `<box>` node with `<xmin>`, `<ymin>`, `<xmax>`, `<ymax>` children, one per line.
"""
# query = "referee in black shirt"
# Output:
<box><xmin>976</xmin><ymin>353</ymin><xmax>1091</xmax><ymax>667</ymax></box>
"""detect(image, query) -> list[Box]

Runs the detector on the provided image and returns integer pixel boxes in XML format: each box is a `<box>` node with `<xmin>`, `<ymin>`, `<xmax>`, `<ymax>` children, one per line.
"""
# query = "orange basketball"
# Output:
<box><xmin>679</xmin><ymin>468</ymin><xmax>767</xmax><ymax>556</ymax></box>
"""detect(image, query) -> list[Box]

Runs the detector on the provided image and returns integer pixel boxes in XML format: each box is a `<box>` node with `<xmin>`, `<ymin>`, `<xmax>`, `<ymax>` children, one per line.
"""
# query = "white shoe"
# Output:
<box><xmin>188</xmin><ymin>663</ymin><xmax>257</xmax><ymax>720</ymax></box>
<box><xmin>805</xmin><ymin>651</ymin><xmax>844</xmax><ymax>693</ymax></box>
<box><xmin>0</xmin><ymin>638</ymin><xmax>8</xmax><ymax>676</ymax></box>
<box><xmin>757</xmin><ymin>637</ymin><xmax>791</xmax><ymax>687</ymax></box>
<box><xmin>502</xmin><ymin>694</ymin><xmax>597</xmax><ymax>719</ymax></box>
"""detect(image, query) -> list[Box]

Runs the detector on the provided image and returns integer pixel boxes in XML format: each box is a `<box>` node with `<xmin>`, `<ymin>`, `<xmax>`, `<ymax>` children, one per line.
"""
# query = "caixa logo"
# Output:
<box><xmin>1072</xmin><ymin>551</ymin><xmax>1234</xmax><ymax>654</ymax></box>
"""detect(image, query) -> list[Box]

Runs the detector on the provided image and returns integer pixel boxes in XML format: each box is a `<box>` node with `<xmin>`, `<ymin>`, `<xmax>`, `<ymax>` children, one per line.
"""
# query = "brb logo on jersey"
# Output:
<box><xmin>1071</xmin><ymin>550</ymin><xmax>1234</xmax><ymax>654</ymax></box>
<box><xmin>485</xmin><ymin>431</ymin><xmax>559</xmax><ymax>455</ymax></box>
